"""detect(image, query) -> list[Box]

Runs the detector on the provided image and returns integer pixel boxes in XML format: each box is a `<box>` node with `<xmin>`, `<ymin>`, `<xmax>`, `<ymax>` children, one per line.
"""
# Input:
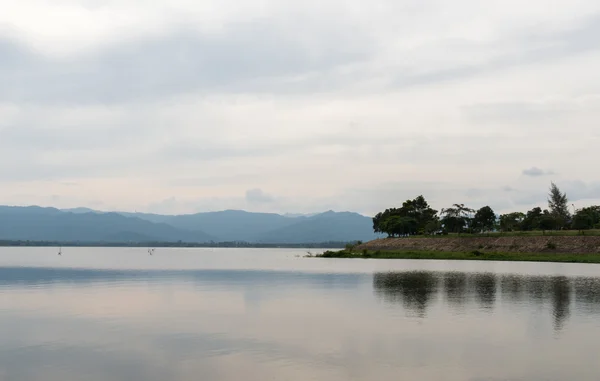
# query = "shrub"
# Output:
<box><xmin>546</xmin><ymin>241</ymin><xmax>557</xmax><ymax>250</ymax></box>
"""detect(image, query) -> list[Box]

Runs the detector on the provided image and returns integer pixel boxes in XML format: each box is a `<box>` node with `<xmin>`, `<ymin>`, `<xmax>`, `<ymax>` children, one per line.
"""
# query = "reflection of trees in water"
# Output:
<box><xmin>550</xmin><ymin>276</ymin><xmax>571</xmax><ymax>331</ymax></box>
<box><xmin>470</xmin><ymin>273</ymin><xmax>497</xmax><ymax>309</ymax></box>
<box><xmin>500</xmin><ymin>275</ymin><xmax>526</xmax><ymax>303</ymax></box>
<box><xmin>574</xmin><ymin>278</ymin><xmax>600</xmax><ymax>315</ymax></box>
<box><xmin>525</xmin><ymin>276</ymin><xmax>552</xmax><ymax>305</ymax></box>
<box><xmin>373</xmin><ymin>271</ymin><xmax>600</xmax><ymax>331</ymax></box>
<box><xmin>444</xmin><ymin>272</ymin><xmax>468</xmax><ymax>307</ymax></box>
<box><xmin>500</xmin><ymin>275</ymin><xmax>572</xmax><ymax>332</ymax></box>
<box><xmin>373</xmin><ymin>271</ymin><xmax>439</xmax><ymax>317</ymax></box>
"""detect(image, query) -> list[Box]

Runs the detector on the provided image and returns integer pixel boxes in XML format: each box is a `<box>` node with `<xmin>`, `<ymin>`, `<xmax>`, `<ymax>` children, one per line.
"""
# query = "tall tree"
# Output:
<box><xmin>548</xmin><ymin>182</ymin><xmax>570</xmax><ymax>229</ymax></box>
<box><xmin>473</xmin><ymin>206</ymin><xmax>497</xmax><ymax>232</ymax></box>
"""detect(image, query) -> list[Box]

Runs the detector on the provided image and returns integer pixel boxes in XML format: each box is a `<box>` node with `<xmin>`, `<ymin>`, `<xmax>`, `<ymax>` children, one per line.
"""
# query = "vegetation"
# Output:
<box><xmin>316</xmin><ymin>249</ymin><xmax>600</xmax><ymax>263</ymax></box>
<box><xmin>372</xmin><ymin>183</ymin><xmax>599</xmax><ymax>237</ymax></box>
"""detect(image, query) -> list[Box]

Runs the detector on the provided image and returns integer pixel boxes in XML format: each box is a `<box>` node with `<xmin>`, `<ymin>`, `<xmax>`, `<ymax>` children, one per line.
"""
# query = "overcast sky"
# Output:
<box><xmin>1</xmin><ymin>0</ymin><xmax>599</xmax><ymax>216</ymax></box>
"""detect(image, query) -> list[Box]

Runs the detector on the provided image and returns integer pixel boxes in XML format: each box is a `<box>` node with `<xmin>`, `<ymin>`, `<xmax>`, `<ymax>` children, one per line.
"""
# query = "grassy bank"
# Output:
<box><xmin>315</xmin><ymin>249</ymin><xmax>600</xmax><ymax>263</ymax></box>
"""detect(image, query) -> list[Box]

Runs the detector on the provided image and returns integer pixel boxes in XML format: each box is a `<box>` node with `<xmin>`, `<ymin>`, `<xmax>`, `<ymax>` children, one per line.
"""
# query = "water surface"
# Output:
<box><xmin>1</xmin><ymin>247</ymin><xmax>600</xmax><ymax>381</ymax></box>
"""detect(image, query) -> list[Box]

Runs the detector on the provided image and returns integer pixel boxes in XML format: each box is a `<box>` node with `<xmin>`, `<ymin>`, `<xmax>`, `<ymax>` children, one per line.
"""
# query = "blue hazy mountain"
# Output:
<box><xmin>122</xmin><ymin>210</ymin><xmax>300</xmax><ymax>242</ymax></box>
<box><xmin>117</xmin><ymin>209</ymin><xmax>380</xmax><ymax>243</ymax></box>
<box><xmin>0</xmin><ymin>206</ymin><xmax>378</xmax><ymax>243</ymax></box>
<box><xmin>0</xmin><ymin>206</ymin><xmax>215</xmax><ymax>243</ymax></box>
<box><xmin>254</xmin><ymin>211</ymin><xmax>381</xmax><ymax>243</ymax></box>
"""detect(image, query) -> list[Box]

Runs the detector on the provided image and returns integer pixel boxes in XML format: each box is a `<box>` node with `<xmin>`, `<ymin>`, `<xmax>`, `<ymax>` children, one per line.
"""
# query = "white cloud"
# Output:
<box><xmin>1</xmin><ymin>0</ymin><xmax>599</xmax><ymax>215</ymax></box>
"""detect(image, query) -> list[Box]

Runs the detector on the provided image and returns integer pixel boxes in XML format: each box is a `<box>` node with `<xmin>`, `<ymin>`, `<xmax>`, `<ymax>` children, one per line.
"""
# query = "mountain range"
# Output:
<box><xmin>0</xmin><ymin>206</ymin><xmax>381</xmax><ymax>244</ymax></box>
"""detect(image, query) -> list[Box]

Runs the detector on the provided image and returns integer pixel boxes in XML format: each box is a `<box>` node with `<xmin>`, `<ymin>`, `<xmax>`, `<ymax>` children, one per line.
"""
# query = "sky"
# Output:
<box><xmin>1</xmin><ymin>0</ymin><xmax>599</xmax><ymax>216</ymax></box>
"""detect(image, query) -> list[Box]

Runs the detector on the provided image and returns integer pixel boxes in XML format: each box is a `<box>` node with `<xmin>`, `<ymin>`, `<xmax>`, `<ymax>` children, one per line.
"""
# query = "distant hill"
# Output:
<box><xmin>0</xmin><ymin>206</ymin><xmax>215</xmax><ymax>243</ymax></box>
<box><xmin>117</xmin><ymin>209</ymin><xmax>379</xmax><ymax>243</ymax></box>
<box><xmin>155</xmin><ymin>210</ymin><xmax>300</xmax><ymax>242</ymax></box>
<box><xmin>0</xmin><ymin>205</ymin><xmax>379</xmax><ymax>244</ymax></box>
<box><xmin>255</xmin><ymin>211</ymin><xmax>382</xmax><ymax>244</ymax></box>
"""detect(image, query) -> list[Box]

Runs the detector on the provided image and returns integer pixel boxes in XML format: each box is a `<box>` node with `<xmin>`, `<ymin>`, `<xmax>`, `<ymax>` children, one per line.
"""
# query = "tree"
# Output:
<box><xmin>383</xmin><ymin>216</ymin><xmax>418</xmax><ymax>237</ymax></box>
<box><xmin>473</xmin><ymin>206</ymin><xmax>497</xmax><ymax>232</ymax></box>
<box><xmin>538</xmin><ymin>210</ymin><xmax>556</xmax><ymax>233</ymax></box>
<box><xmin>372</xmin><ymin>195</ymin><xmax>438</xmax><ymax>236</ymax></box>
<box><xmin>441</xmin><ymin>204</ymin><xmax>475</xmax><ymax>234</ymax></box>
<box><xmin>499</xmin><ymin>212</ymin><xmax>525</xmax><ymax>232</ymax></box>
<box><xmin>572</xmin><ymin>206</ymin><xmax>600</xmax><ymax>232</ymax></box>
<box><xmin>521</xmin><ymin>207</ymin><xmax>543</xmax><ymax>231</ymax></box>
<box><xmin>548</xmin><ymin>182</ymin><xmax>570</xmax><ymax>229</ymax></box>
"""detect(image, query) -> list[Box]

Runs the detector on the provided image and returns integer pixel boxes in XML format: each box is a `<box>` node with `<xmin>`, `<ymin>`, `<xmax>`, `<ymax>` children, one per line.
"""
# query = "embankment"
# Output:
<box><xmin>356</xmin><ymin>236</ymin><xmax>600</xmax><ymax>254</ymax></box>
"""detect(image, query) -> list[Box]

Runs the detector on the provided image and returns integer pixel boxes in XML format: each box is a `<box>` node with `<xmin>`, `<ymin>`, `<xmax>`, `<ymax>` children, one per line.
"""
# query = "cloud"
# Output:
<box><xmin>0</xmin><ymin>19</ymin><xmax>373</xmax><ymax>105</ymax></box>
<box><xmin>1</xmin><ymin>1</ymin><xmax>600</xmax><ymax>214</ymax></box>
<box><xmin>522</xmin><ymin>167</ymin><xmax>555</xmax><ymax>177</ymax></box>
<box><xmin>245</xmin><ymin>189</ymin><xmax>275</xmax><ymax>204</ymax></box>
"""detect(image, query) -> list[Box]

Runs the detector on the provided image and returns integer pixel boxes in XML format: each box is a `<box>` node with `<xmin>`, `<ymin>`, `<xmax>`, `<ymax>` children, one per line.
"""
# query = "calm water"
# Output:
<box><xmin>1</xmin><ymin>248</ymin><xmax>600</xmax><ymax>381</ymax></box>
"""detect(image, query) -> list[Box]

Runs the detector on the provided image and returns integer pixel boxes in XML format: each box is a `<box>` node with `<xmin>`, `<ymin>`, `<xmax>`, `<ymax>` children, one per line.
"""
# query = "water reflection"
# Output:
<box><xmin>551</xmin><ymin>277</ymin><xmax>571</xmax><ymax>331</ymax></box>
<box><xmin>373</xmin><ymin>270</ymin><xmax>600</xmax><ymax>332</ymax></box>
<box><xmin>471</xmin><ymin>273</ymin><xmax>496</xmax><ymax>309</ymax></box>
<box><xmin>3</xmin><ymin>260</ymin><xmax>600</xmax><ymax>381</ymax></box>
<box><xmin>373</xmin><ymin>271</ymin><xmax>438</xmax><ymax>317</ymax></box>
<box><xmin>574</xmin><ymin>278</ymin><xmax>600</xmax><ymax>315</ymax></box>
<box><xmin>443</xmin><ymin>272</ymin><xmax>468</xmax><ymax>308</ymax></box>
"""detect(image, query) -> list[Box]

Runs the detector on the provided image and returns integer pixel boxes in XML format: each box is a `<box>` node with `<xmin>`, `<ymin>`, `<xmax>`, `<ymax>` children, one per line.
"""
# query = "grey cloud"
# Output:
<box><xmin>461</xmin><ymin>101</ymin><xmax>575</xmax><ymax>126</ymax></box>
<box><xmin>4</xmin><ymin>13</ymin><xmax>598</xmax><ymax>105</ymax></box>
<box><xmin>390</xmin><ymin>14</ymin><xmax>600</xmax><ymax>89</ymax></box>
<box><xmin>561</xmin><ymin>181</ymin><xmax>600</xmax><ymax>203</ymax></box>
<box><xmin>510</xmin><ymin>181</ymin><xmax>600</xmax><ymax>207</ymax></box>
<box><xmin>0</xmin><ymin>19</ymin><xmax>372</xmax><ymax>104</ymax></box>
<box><xmin>522</xmin><ymin>167</ymin><xmax>554</xmax><ymax>177</ymax></box>
<box><xmin>245</xmin><ymin>188</ymin><xmax>275</xmax><ymax>204</ymax></box>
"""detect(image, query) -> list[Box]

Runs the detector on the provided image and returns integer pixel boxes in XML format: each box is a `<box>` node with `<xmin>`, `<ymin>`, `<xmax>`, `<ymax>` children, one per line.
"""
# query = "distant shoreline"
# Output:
<box><xmin>0</xmin><ymin>240</ymin><xmax>346</xmax><ymax>249</ymax></box>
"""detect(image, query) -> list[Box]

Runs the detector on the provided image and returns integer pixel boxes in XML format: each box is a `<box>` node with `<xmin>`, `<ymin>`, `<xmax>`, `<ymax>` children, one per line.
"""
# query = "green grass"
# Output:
<box><xmin>314</xmin><ymin>249</ymin><xmax>600</xmax><ymax>264</ymax></box>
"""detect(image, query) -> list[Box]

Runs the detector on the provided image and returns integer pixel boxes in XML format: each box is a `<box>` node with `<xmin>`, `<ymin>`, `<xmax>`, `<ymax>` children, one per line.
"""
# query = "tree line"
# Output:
<box><xmin>372</xmin><ymin>183</ymin><xmax>600</xmax><ymax>237</ymax></box>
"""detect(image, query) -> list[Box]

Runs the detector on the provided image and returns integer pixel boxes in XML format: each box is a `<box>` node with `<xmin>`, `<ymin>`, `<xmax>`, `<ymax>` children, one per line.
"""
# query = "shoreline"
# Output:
<box><xmin>315</xmin><ymin>249</ymin><xmax>600</xmax><ymax>263</ymax></box>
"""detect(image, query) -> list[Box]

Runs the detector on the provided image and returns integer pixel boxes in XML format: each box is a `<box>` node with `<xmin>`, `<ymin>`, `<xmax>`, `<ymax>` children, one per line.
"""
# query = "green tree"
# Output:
<box><xmin>382</xmin><ymin>216</ymin><xmax>418</xmax><ymax>237</ymax></box>
<box><xmin>372</xmin><ymin>195</ymin><xmax>438</xmax><ymax>236</ymax></box>
<box><xmin>441</xmin><ymin>204</ymin><xmax>475</xmax><ymax>234</ymax></box>
<box><xmin>521</xmin><ymin>207</ymin><xmax>543</xmax><ymax>231</ymax></box>
<box><xmin>424</xmin><ymin>219</ymin><xmax>442</xmax><ymax>235</ymax></box>
<box><xmin>499</xmin><ymin>212</ymin><xmax>525</xmax><ymax>232</ymax></box>
<box><xmin>538</xmin><ymin>210</ymin><xmax>556</xmax><ymax>233</ymax></box>
<box><xmin>473</xmin><ymin>206</ymin><xmax>496</xmax><ymax>232</ymax></box>
<box><xmin>548</xmin><ymin>182</ymin><xmax>570</xmax><ymax>229</ymax></box>
<box><xmin>572</xmin><ymin>206</ymin><xmax>600</xmax><ymax>232</ymax></box>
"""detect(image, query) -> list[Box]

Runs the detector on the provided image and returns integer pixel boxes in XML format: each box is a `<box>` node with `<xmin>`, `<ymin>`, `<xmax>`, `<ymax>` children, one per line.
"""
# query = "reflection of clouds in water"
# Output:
<box><xmin>2</xmin><ymin>267</ymin><xmax>600</xmax><ymax>380</ymax></box>
<box><xmin>0</xmin><ymin>267</ymin><xmax>366</xmax><ymax>290</ymax></box>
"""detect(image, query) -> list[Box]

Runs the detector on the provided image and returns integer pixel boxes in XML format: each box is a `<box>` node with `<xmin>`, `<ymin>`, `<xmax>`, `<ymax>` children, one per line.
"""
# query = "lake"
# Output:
<box><xmin>1</xmin><ymin>247</ymin><xmax>600</xmax><ymax>381</ymax></box>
